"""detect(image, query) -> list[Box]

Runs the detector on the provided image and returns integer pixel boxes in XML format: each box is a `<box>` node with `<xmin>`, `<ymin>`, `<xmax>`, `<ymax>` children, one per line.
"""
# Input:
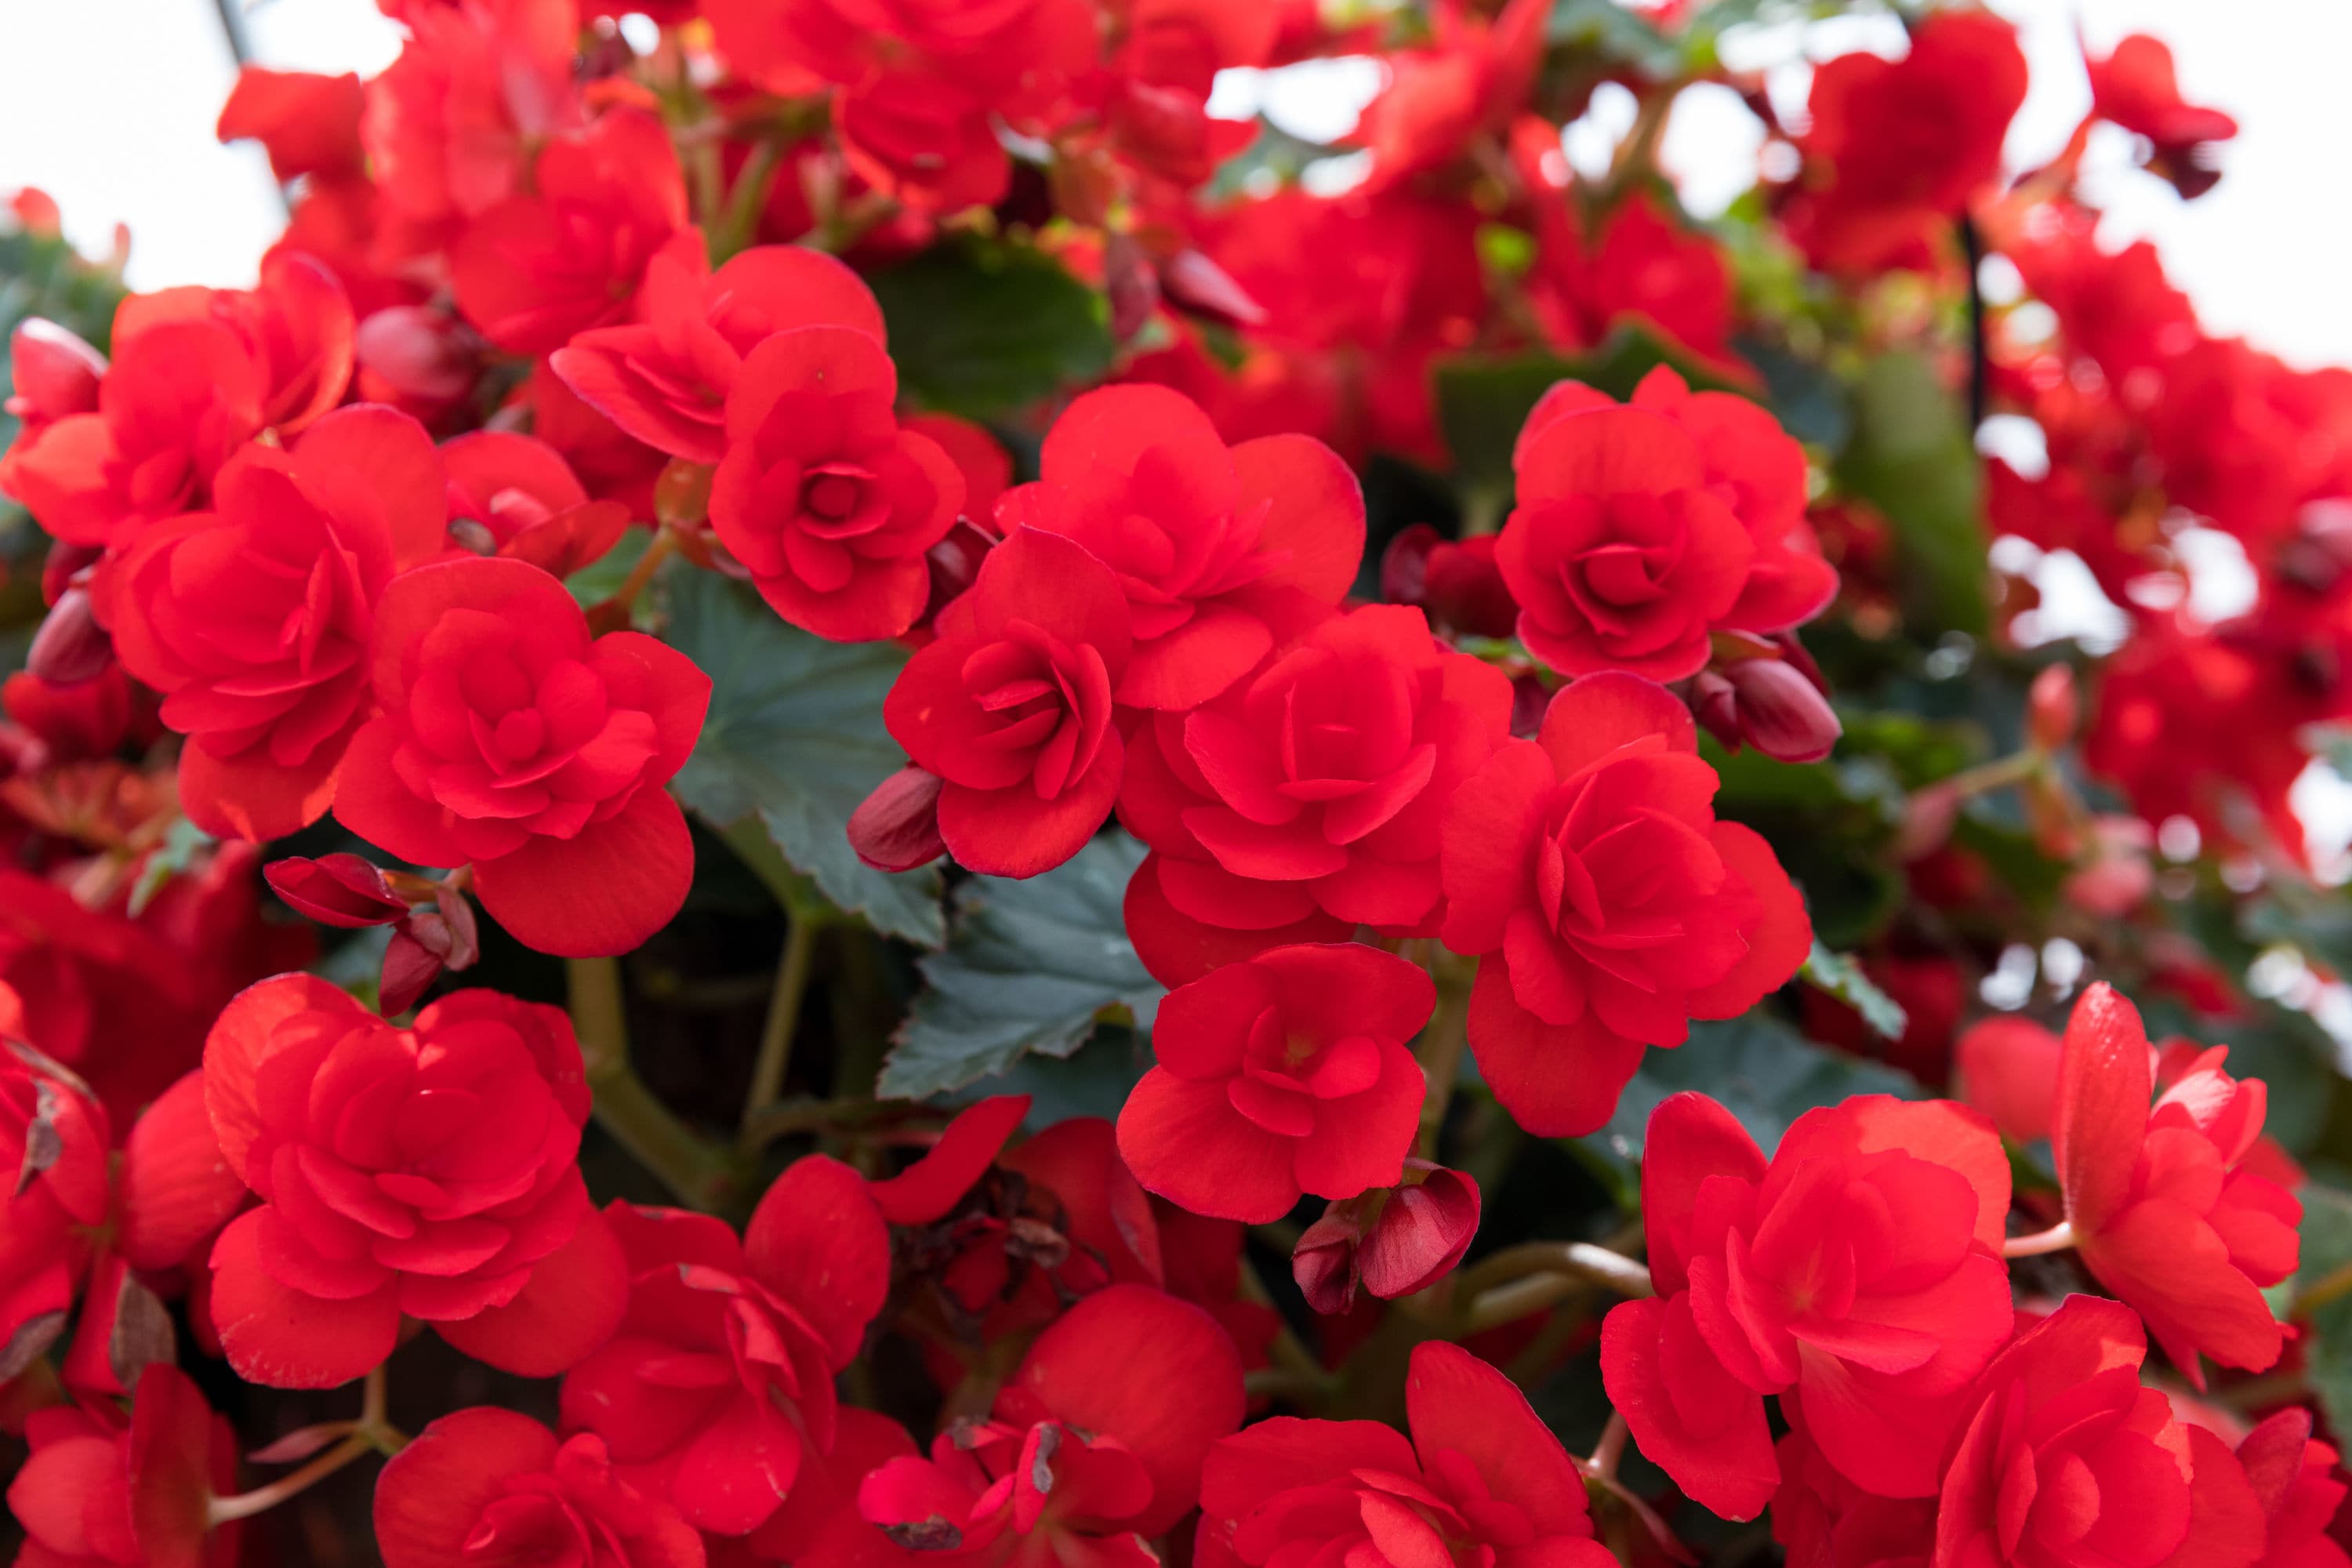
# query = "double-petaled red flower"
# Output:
<box><xmin>97</xmin><ymin>405</ymin><xmax>444</xmax><ymax>841</ymax></box>
<box><xmin>847</xmin><ymin>1284</ymin><xmax>1245</xmax><ymax>1563</ymax></box>
<box><xmin>557</xmin><ymin>1156</ymin><xmax>891</xmax><ymax>1541</ymax></box>
<box><xmin>1934</xmin><ymin>1296</ymin><xmax>2263</xmax><ymax>1568</ymax></box>
<box><xmin>707</xmin><ymin>308</ymin><xmax>966</xmax><ymax>643</ymax></box>
<box><xmin>1117</xmin><ymin>942</ymin><xmax>1432</xmax><ymax>1223</ymax></box>
<box><xmin>448</xmin><ymin>109</ymin><xmax>688</xmax><ymax>357</ymax></box>
<box><xmin>2238</xmin><ymin>1410</ymin><xmax>2352</xmax><ymax>1568</ymax></box>
<box><xmin>202</xmin><ymin>975</ymin><xmax>626</xmax><ymax>1388</ymax></box>
<box><xmin>1498</xmin><ymin>368</ymin><xmax>1834</xmax><ymax>681</ymax></box>
<box><xmin>1196</xmin><ymin>1339</ymin><xmax>1616</xmax><ymax>1568</ymax></box>
<box><xmin>2053</xmin><ymin>982</ymin><xmax>2302</xmax><ymax>1382</ymax></box>
<box><xmin>374</xmin><ymin>1410</ymin><xmax>703</xmax><ymax>1568</ymax></box>
<box><xmin>332</xmin><ymin>555</ymin><xmax>710</xmax><ymax>958</ymax></box>
<box><xmin>1118</xmin><ymin>604</ymin><xmax>1514</xmax><ymax>979</ymax></box>
<box><xmin>1439</xmin><ymin>673</ymin><xmax>1810</xmax><ymax>1134</ymax></box>
<box><xmin>1000</xmin><ymin>384</ymin><xmax>1363</xmax><ymax>711</ymax></box>
<box><xmin>880</xmin><ymin>528</ymin><xmax>1131</xmax><ymax>876</ymax></box>
<box><xmin>1602</xmin><ymin>1091</ymin><xmax>2013</xmax><ymax>1520</ymax></box>
<box><xmin>4</xmin><ymin>1366</ymin><xmax>239</xmax><ymax>1568</ymax></box>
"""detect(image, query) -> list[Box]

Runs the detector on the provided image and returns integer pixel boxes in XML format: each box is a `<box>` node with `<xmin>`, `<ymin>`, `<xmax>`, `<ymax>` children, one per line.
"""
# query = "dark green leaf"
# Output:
<box><xmin>1576</xmin><ymin>1013</ymin><xmax>1920</xmax><ymax>1202</ymax></box>
<box><xmin>565</xmin><ymin>525</ymin><xmax>655</xmax><ymax>612</ymax></box>
<box><xmin>1835</xmin><ymin>351</ymin><xmax>1988</xmax><ymax>637</ymax></box>
<box><xmin>880</xmin><ymin>833</ymin><xmax>1162</xmax><ymax>1102</ymax></box>
<box><xmin>866</xmin><ymin>241</ymin><xmax>1114</xmax><ymax>420</ymax></box>
<box><xmin>1801</xmin><ymin>942</ymin><xmax>1907</xmax><ymax>1041</ymax></box>
<box><xmin>1736</xmin><ymin>337</ymin><xmax>1853</xmax><ymax>454</ymax></box>
<box><xmin>664</xmin><ymin>569</ymin><xmax>945</xmax><ymax>945</ymax></box>
<box><xmin>2294</xmin><ymin>1185</ymin><xmax>2352</xmax><ymax>1437</ymax></box>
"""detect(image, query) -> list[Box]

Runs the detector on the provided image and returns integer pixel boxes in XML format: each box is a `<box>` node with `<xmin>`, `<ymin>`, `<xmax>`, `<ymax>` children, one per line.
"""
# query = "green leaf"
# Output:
<box><xmin>1835</xmin><ymin>350</ymin><xmax>1988</xmax><ymax>637</ymax></box>
<box><xmin>866</xmin><ymin>241</ymin><xmax>1114</xmax><ymax>420</ymax></box>
<box><xmin>2293</xmin><ymin>1184</ymin><xmax>2352</xmax><ymax>1437</ymax></box>
<box><xmin>880</xmin><ymin>833</ymin><xmax>1163</xmax><ymax>1102</ymax></box>
<box><xmin>1800</xmin><ymin>941</ymin><xmax>1908</xmax><ymax>1042</ymax></box>
<box><xmin>565</xmin><ymin>525</ymin><xmax>654</xmax><ymax>611</ymax></box>
<box><xmin>1576</xmin><ymin>1013</ymin><xmax>1920</xmax><ymax>1202</ymax></box>
<box><xmin>663</xmin><ymin>569</ymin><xmax>945</xmax><ymax>945</ymax></box>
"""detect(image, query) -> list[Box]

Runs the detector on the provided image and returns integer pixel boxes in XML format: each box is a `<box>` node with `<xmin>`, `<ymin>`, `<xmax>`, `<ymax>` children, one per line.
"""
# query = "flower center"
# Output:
<box><xmin>804</xmin><ymin>472</ymin><xmax>863</xmax><ymax>522</ymax></box>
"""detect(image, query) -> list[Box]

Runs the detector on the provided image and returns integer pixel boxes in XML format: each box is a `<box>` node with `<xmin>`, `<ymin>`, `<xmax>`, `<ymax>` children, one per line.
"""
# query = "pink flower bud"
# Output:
<box><xmin>1160</xmin><ymin>248</ymin><xmax>1267</xmax><ymax>328</ymax></box>
<box><xmin>849</xmin><ymin>766</ymin><xmax>948</xmax><ymax>872</ymax></box>
<box><xmin>27</xmin><ymin>586</ymin><xmax>112</xmax><ymax>686</ymax></box>
<box><xmin>265</xmin><ymin>853</ymin><xmax>408</xmax><ymax>927</ymax></box>
<box><xmin>1291</xmin><ymin>1207</ymin><xmax>1363</xmax><ymax>1316</ymax></box>
<box><xmin>7</xmin><ymin>319</ymin><xmax>106</xmax><ymax>422</ymax></box>
<box><xmin>1723</xmin><ymin>655</ymin><xmax>1842</xmax><ymax>763</ymax></box>
<box><xmin>1357</xmin><ymin>1163</ymin><xmax>1481</xmax><ymax>1300</ymax></box>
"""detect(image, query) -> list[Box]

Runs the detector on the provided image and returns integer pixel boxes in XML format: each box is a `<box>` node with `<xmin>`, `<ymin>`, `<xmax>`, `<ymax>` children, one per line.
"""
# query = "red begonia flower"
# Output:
<box><xmin>1934</xmin><ymin>1295</ymin><xmax>2264</xmax><ymax>1568</ymax></box>
<box><xmin>999</xmin><ymin>384</ymin><xmax>1363</xmax><ymax>711</ymax></box>
<box><xmin>852</xmin><ymin>1283</ymin><xmax>1244</xmax><ymax>1559</ymax></box>
<box><xmin>2053</xmin><ymin>982</ymin><xmax>2302</xmax><ymax>1384</ymax></box>
<box><xmin>1117</xmin><ymin>604</ymin><xmax>1515</xmax><ymax>956</ymax></box>
<box><xmin>1955</xmin><ymin>1014</ymin><xmax>2064</xmax><ymax>1145</ymax></box>
<box><xmin>1196</xmin><ymin>1340</ymin><xmax>1616</xmax><ymax>1568</ymax></box>
<box><xmin>1602</xmin><ymin>1091</ymin><xmax>2013</xmax><ymax>1519</ymax></box>
<box><xmin>554</xmin><ymin>233</ymin><xmax>886</xmax><ymax>466</ymax></box>
<box><xmin>1439</xmin><ymin>673</ymin><xmax>1810</xmax><ymax>1135</ymax></box>
<box><xmin>1352</xmin><ymin>0</ymin><xmax>1545</xmax><ymax>188</ymax></box>
<box><xmin>1527</xmin><ymin>187</ymin><xmax>1743</xmax><ymax>374</ymax></box>
<box><xmin>375</xmin><ymin>1408</ymin><xmax>702</xmax><ymax>1568</ymax></box>
<box><xmin>2089</xmin><ymin>34</ymin><xmax>2238</xmax><ymax>198</ymax></box>
<box><xmin>201</xmin><ymin>975</ymin><xmax>626</xmax><ymax>1388</ymax></box>
<box><xmin>4</xmin><ymin>1365</ymin><xmax>239</xmax><ymax>1568</ymax></box>
<box><xmin>1501</xmin><ymin>368</ymin><xmax>1832</xmax><ymax>681</ymax></box>
<box><xmin>216</xmin><ymin>66</ymin><xmax>366</xmax><ymax>183</ymax></box>
<box><xmin>880</xmin><ymin>528</ymin><xmax>1132</xmax><ymax>877</ymax></box>
<box><xmin>558</xmin><ymin>1155</ymin><xmax>891</xmax><ymax>1537</ymax></box>
<box><xmin>439</xmin><ymin>429</ymin><xmax>627</xmax><ymax>580</ymax></box>
<box><xmin>1117</xmin><ymin>942</ymin><xmax>1432</xmax><ymax>1223</ymax></box>
<box><xmin>1790</xmin><ymin>11</ymin><xmax>2028</xmax><ymax>274</ymax></box>
<box><xmin>2238</xmin><ymin>1410</ymin><xmax>2352</xmax><ymax>1568</ymax></box>
<box><xmin>96</xmin><ymin>405</ymin><xmax>444</xmax><ymax>841</ymax></box>
<box><xmin>116</xmin><ymin>1069</ymin><xmax>248</xmax><ymax>1274</ymax></box>
<box><xmin>332</xmin><ymin>554</ymin><xmax>710</xmax><ymax>957</ymax></box>
<box><xmin>708</xmin><ymin>321</ymin><xmax>965</xmax><ymax>642</ymax></box>
<box><xmin>2</xmin><ymin>256</ymin><xmax>358</xmax><ymax>551</ymax></box>
<box><xmin>448</xmin><ymin>108</ymin><xmax>688</xmax><ymax>357</ymax></box>
<box><xmin>867</xmin><ymin>1096</ymin><xmax>1032</xmax><ymax>1226</ymax></box>
<box><xmin>0</xmin><ymin>1040</ymin><xmax>110</xmax><ymax>1367</ymax></box>
<box><xmin>264</xmin><ymin>854</ymin><xmax>410</xmax><ymax>929</ymax></box>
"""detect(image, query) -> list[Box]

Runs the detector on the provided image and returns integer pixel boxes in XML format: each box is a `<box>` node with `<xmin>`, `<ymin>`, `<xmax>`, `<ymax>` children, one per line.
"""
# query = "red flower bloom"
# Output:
<box><xmin>115</xmin><ymin>1069</ymin><xmax>248</xmax><ymax>1276</ymax></box>
<box><xmin>201</xmin><ymin>975</ymin><xmax>628</xmax><ymax>1388</ymax></box>
<box><xmin>216</xmin><ymin>66</ymin><xmax>366</xmax><ymax>183</ymax></box>
<box><xmin>1117</xmin><ymin>942</ymin><xmax>1432</xmax><ymax>1223</ymax></box>
<box><xmin>1117</xmin><ymin>604</ymin><xmax>1514</xmax><ymax>973</ymax></box>
<box><xmin>554</xmin><ymin>234</ymin><xmax>887</xmax><ymax>466</ymax></box>
<box><xmin>2238</xmin><ymin>1410</ymin><xmax>2352</xmax><ymax>1568</ymax></box>
<box><xmin>2053</xmin><ymin>982</ymin><xmax>2302</xmax><ymax>1383</ymax></box>
<box><xmin>1602</xmin><ymin>1091</ymin><xmax>2013</xmax><ymax>1519</ymax></box>
<box><xmin>332</xmin><ymin>555</ymin><xmax>710</xmax><ymax>958</ymax></box>
<box><xmin>1291</xmin><ymin>1160</ymin><xmax>1481</xmax><ymax>1313</ymax></box>
<box><xmin>1196</xmin><ymin>1339</ymin><xmax>1616</xmax><ymax>1568</ymax></box>
<box><xmin>1439</xmin><ymin>673</ymin><xmax>1810</xmax><ymax>1135</ymax></box>
<box><xmin>2</xmin><ymin>256</ymin><xmax>356</xmax><ymax>550</ymax></box>
<box><xmin>1934</xmin><ymin>1296</ymin><xmax>2263</xmax><ymax>1568</ymax></box>
<box><xmin>0</xmin><ymin>1041</ymin><xmax>109</xmax><ymax>1370</ymax></box>
<box><xmin>1529</xmin><ymin>190</ymin><xmax>1742</xmax><ymax>373</ymax></box>
<box><xmin>880</xmin><ymin>528</ymin><xmax>1131</xmax><ymax>877</ymax></box>
<box><xmin>1352</xmin><ymin>0</ymin><xmax>1546</xmax><ymax>188</ymax></box>
<box><xmin>848</xmin><ymin>1283</ymin><xmax>1244</xmax><ymax>1559</ymax></box>
<box><xmin>4</xmin><ymin>1366</ymin><xmax>239</xmax><ymax>1568</ymax></box>
<box><xmin>1000</xmin><ymin>384</ymin><xmax>1363</xmax><ymax>710</ymax></box>
<box><xmin>96</xmin><ymin>405</ymin><xmax>444</xmax><ymax>841</ymax></box>
<box><xmin>1791</xmin><ymin>11</ymin><xmax>2028</xmax><ymax>274</ymax></box>
<box><xmin>449</xmin><ymin>109</ymin><xmax>688</xmax><ymax>357</ymax></box>
<box><xmin>707</xmin><ymin>311</ymin><xmax>966</xmax><ymax>643</ymax></box>
<box><xmin>558</xmin><ymin>1157</ymin><xmax>891</xmax><ymax>1538</ymax></box>
<box><xmin>2089</xmin><ymin>34</ymin><xmax>2238</xmax><ymax>198</ymax></box>
<box><xmin>375</xmin><ymin>1408</ymin><xmax>702</xmax><ymax>1568</ymax></box>
<box><xmin>1770</xmin><ymin>1402</ymin><xmax>1935</xmax><ymax>1568</ymax></box>
<box><xmin>1498</xmin><ymin>368</ymin><xmax>1833</xmax><ymax>681</ymax></box>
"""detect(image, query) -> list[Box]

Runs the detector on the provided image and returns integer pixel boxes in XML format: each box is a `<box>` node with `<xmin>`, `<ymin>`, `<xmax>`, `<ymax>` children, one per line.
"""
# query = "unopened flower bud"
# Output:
<box><xmin>849</xmin><ymin>766</ymin><xmax>948</xmax><ymax>873</ymax></box>
<box><xmin>2026</xmin><ymin>663</ymin><xmax>2078</xmax><ymax>752</ymax></box>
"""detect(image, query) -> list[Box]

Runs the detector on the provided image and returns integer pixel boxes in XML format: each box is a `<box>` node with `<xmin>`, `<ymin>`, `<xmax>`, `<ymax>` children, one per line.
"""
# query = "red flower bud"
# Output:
<box><xmin>353</xmin><ymin>305</ymin><xmax>480</xmax><ymax>407</ymax></box>
<box><xmin>1290</xmin><ymin>1207</ymin><xmax>1363</xmax><ymax>1315</ymax></box>
<box><xmin>7</xmin><ymin>319</ymin><xmax>107</xmax><ymax>423</ymax></box>
<box><xmin>2026</xmin><ymin>662</ymin><xmax>2079</xmax><ymax>751</ymax></box>
<box><xmin>848</xmin><ymin>765</ymin><xmax>948</xmax><ymax>873</ymax></box>
<box><xmin>379</xmin><ymin>920</ymin><xmax>448</xmax><ymax>1015</ymax></box>
<box><xmin>264</xmin><ymin>854</ymin><xmax>408</xmax><ymax>927</ymax></box>
<box><xmin>27</xmin><ymin>586</ymin><xmax>112</xmax><ymax>686</ymax></box>
<box><xmin>1723</xmin><ymin>655</ymin><xmax>1842</xmax><ymax>763</ymax></box>
<box><xmin>1357</xmin><ymin>1161</ymin><xmax>1481</xmax><ymax>1299</ymax></box>
<box><xmin>1105</xmin><ymin>233</ymin><xmax>1161</xmax><ymax>342</ymax></box>
<box><xmin>920</xmin><ymin>517</ymin><xmax>999</xmax><ymax>629</ymax></box>
<box><xmin>1160</xmin><ymin>248</ymin><xmax>1268</xmax><ymax>328</ymax></box>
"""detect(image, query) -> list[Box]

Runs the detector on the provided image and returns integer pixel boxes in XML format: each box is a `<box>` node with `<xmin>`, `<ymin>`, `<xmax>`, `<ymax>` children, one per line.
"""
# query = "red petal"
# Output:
<box><xmin>743</xmin><ymin>1154</ymin><xmax>892</xmax><ymax>1368</ymax></box>
<box><xmin>1116</xmin><ymin>1069</ymin><xmax>1301</xmax><ymax>1223</ymax></box>
<box><xmin>373</xmin><ymin>1406</ymin><xmax>559</xmax><ymax>1568</ymax></box>
<box><xmin>203</xmin><ymin>973</ymin><xmax>363</xmax><ymax>1180</ymax></box>
<box><xmin>1466</xmin><ymin>959</ymin><xmax>1648</xmax><ymax>1137</ymax></box>
<box><xmin>1536</xmin><ymin>671</ymin><xmax>1697</xmax><ymax>775</ymax></box>
<box><xmin>2054</xmin><ymin>982</ymin><xmax>2154</xmax><ymax>1234</ymax></box>
<box><xmin>178</xmin><ymin>731</ymin><xmax>343</xmax><ymax>843</ymax></box>
<box><xmin>1682</xmin><ymin>822</ymin><xmax>1811</xmax><ymax>1018</ymax></box>
<box><xmin>208</xmin><ymin>1208</ymin><xmax>401</xmax><ymax>1389</ymax></box>
<box><xmin>1406</xmin><ymin>1341</ymin><xmax>1592</xmax><ymax>1538</ymax></box>
<box><xmin>291</xmin><ymin>404</ymin><xmax>445</xmax><ymax>571</ymax></box>
<box><xmin>473</xmin><ymin>786</ymin><xmax>695</xmax><ymax>957</ymax></box>
<box><xmin>435</xmin><ymin>1206</ymin><xmax>628</xmax><ymax>1377</ymax></box>
<box><xmin>1601</xmin><ymin>1294</ymin><xmax>1777</xmax><ymax>1522</ymax></box>
<box><xmin>118</xmin><ymin>1070</ymin><xmax>248</xmax><ymax>1272</ymax></box>
<box><xmin>1231</xmin><ymin>434</ymin><xmax>1364</xmax><ymax>603</ymax></box>
<box><xmin>1639</xmin><ymin>1093</ymin><xmax>1766</xmax><ymax>1297</ymax></box>
<box><xmin>868</xmin><ymin>1095</ymin><xmax>1030</xmax><ymax>1225</ymax></box>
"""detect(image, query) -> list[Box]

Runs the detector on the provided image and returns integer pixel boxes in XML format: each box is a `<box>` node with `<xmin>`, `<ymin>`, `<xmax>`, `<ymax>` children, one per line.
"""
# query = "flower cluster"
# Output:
<box><xmin>3</xmin><ymin>2</ymin><xmax>2350</xmax><ymax>1566</ymax></box>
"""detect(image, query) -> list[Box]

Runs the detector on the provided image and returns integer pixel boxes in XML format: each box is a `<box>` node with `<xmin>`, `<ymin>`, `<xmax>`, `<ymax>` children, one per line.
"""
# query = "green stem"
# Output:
<box><xmin>712</xmin><ymin>139</ymin><xmax>784</xmax><ymax>264</ymax></box>
<box><xmin>1414</xmin><ymin>964</ymin><xmax>1474</xmax><ymax>1160</ymax></box>
<box><xmin>740</xmin><ymin>920</ymin><xmax>819</xmax><ymax>1150</ymax></box>
<box><xmin>1457</xmin><ymin>1240</ymin><xmax>1655</xmax><ymax>1303</ymax></box>
<box><xmin>568</xmin><ymin>956</ymin><xmax>737</xmax><ymax>1210</ymax></box>
<box><xmin>1940</xmin><ymin>750</ymin><xmax>2045</xmax><ymax>800</ymax></box>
